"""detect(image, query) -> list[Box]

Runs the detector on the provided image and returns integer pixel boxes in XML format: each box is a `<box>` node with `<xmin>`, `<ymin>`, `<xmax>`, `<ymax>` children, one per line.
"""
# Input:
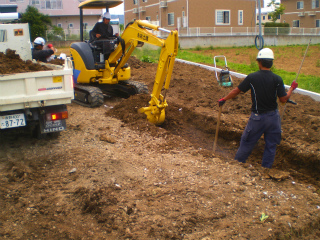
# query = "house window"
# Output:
<box><xmin>142</xmin><ymin>0</ymin><xmax>147</xmax><ymax>2</ymax></box>
<box><xmin>293</xmin><ymin>20</ymin><xmax>300</xmax><ymax>27</ymax></box>
<box><xmin>168</xmin><ymin>13</ymin><xmax>174</xmax><ymax>26</ymax></box>
<box><xmin>40</xmin><ymin>0</ymin><xmax>63</xmax><ymax>9</ymax></box>
<box><xmin>238</xmin><ymin>10</ymin><xmax>243</xmax><ymax>25</ymax></box>
<box><xmin>263</xmin><ymin>16</ymin><xmax>265</xmax><ymax>20</ymax></box>
<box><xmin>68</xmin><ymin>23</ymin><xmax>74</xmax><ymax>28</ymax></box>
<box><xmin>316</xmin><ymin>19</ymin><xmax>320</xmax><ymax>27</ymax></box>
<box><xmin>9</xmin><ymin>0</ymin><xmax>24</xmax><ymax>2</ymax></box>
<box><xmin>182</xmin><ymin>11</ymin><xmax>185</xmax><ymax>17</ymax></box>
<box><xmin>57</xmin><ymin>23</ymin><xmax>62</xmax><ymax>28</ymax></box>
<box><xmin>133</xmin><ymin>0</ymin><xmax>137</xmax><ymax>5</ymax></box>
<box><xmin>216</xmin><ymin>10</ymin><xmax>230</xmax><ymax>25</ymax></box>
<box><xmin>297</xmin><ymin>1</ymin><xmax>304</xmax><ymax>9</ymax></box>
<box><xmin>31</xmin><ymin>0</ymin><xmax>40</xmax><ymax>4</ymax></box>
<box><xmin>312</xmin><ymin>0</ymin><xmax>319</xmax><ymax>9</ymax></box>
<box><xmin>146</xmin><ymin>16</ymin><xmax>151</xmax><ymax>21</ymax></box>
<box><xmin>156</xmin><ymin>15</ymin><xmax>159</xmax><ymax>21</ymax></box>
<box><xmin>268</xmin><ymin>15</ymin><xmax>271</xmax><ymax>20</ymax></box>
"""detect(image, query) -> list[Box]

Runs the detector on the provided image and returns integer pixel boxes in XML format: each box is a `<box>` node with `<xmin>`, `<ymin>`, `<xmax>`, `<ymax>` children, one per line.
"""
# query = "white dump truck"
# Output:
<box><xmin>0</xmin><ymin>23</ymin><xmax>74</xmax><ymax>137</ymax></box>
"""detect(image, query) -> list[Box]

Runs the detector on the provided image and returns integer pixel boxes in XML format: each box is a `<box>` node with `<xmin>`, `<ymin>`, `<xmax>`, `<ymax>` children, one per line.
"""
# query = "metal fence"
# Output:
<box><xmin>45</xmin><ymin>26</ymin><xmax>320</xmax><ymax>41</ymax></box>
<box><xmin>45</xmin><ymin>28</ymin><xmax>93</xmax><ymax>41</ymax></box>
<box><xmin>171</xmin><ymin>27</ymin><xmax>320</xmax><ymax>37</ymax></box>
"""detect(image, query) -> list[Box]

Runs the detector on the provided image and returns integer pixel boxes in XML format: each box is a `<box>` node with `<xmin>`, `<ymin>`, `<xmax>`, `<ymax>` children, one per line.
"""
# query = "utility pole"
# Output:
<box><xmin>138</xmin><ymin>0</ymin><xmax>140</xmax><ymax>19</ymax></box>
<box><xmin>187</xmin><ymin>0</ymin><xmax>189</xmax><ymax>36</ymax></box>
<box><xmin>255</xmin><ymin>0</ymin><xmax>264</xmax><ymax>50</ymax></box>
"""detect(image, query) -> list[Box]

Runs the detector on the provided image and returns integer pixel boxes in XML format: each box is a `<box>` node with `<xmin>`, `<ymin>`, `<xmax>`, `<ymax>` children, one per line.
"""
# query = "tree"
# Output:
<box><xmin>20</xmin><ymin>6</ymin><xmax>51</xmax><ymax>41</ymax></box>
<box><xmin>267</xmin><ymin>0</ymin><xmax>285</xmax><ymax>23</ymax></box>
<box><xmin>47</xmin><ymin>26</ymin><xmax>65</xmax><ymax>41</ymax></box>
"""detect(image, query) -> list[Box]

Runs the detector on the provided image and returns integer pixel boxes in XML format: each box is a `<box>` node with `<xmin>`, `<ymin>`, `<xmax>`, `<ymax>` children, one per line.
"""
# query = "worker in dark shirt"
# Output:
<box><xmin>90</xmin><ymin>12</ymin><xmax>119</xmax><ymax>62</ymax></box>
<box><xmin>91</xmin><ymin>12</ymin><xmax>119</xmax><ymax>39</ymax></box>
<box><xmin>218</xmin><ymin>48</ymin><xmax>298</xmax><ymax>168</ymax></box>
<box><xmin>32</xmin><ymin>37</ymin><xmax>54</xmax><ymax>62</ymax></box>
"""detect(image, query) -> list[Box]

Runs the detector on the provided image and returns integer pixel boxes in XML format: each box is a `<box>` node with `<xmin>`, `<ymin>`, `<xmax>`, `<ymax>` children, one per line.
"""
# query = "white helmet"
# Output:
<box><xmin>257</xmin><ymin>48</ymin><xmax>274</xmax><ymax>60</ymax></box>
<box><xmin>102</xmin><ymin>12</ymin><xmax>111</xmax><ymax>20</ymax></box>
<box><xmin>34</xmin><ymin>37</ymin><xmax>45</xmax><ymax>46</ymax></box>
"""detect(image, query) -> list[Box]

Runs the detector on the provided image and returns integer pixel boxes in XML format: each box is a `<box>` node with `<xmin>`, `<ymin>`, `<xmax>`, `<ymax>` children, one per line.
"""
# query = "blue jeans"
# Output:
<box><xmin>235</xmin><ymin>110</ymin><xmax>281</xmax><ymax>168</ymax></box>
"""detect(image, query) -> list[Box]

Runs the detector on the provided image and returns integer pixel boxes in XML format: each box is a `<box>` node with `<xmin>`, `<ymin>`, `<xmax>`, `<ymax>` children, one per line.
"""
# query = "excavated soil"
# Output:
<box><xmin>0</xmin><ymin>49</ymin><xmax>52</xmax><ymax>74</ymax></box>
<box><xmin>1</xmin><ymin>54</ymin><xmax>320</xmax><ymax>240</ymax></box>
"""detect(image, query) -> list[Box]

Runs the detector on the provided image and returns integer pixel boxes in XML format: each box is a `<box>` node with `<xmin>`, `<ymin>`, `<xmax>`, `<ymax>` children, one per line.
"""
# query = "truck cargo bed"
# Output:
<box><xmin>0</xmin><ymin>60</ymin><xmax>74</xmax><ymax>112</ymax></box>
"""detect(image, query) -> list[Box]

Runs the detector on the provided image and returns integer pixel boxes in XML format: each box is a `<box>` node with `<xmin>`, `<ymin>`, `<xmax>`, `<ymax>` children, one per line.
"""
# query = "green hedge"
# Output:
<box><xmin>264</xmin><ymin>22</ymin><xmax>290</xmax><ymax>35</ymax></box>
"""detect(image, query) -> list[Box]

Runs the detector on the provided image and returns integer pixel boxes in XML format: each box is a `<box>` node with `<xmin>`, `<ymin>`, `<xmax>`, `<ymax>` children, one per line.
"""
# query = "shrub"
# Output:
<box><xmin>141</xmin><ymin>55</ymin><xmax>154</xmax><ymax>63</ymax></box>
<box><xmin>264</xmin><ymin>22</ymin><xmax>290</xmax><ymax>35</ymax></box>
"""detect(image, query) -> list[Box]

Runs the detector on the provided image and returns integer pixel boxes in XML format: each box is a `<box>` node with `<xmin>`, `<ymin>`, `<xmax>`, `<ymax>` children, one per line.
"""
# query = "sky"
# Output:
<box><xmin>109</xmin><ymin>3</ymin><xmax>124</xmax><ymax>15</ymax></box>
<box><xmin>108</xmin><ymin>1</ymin><xmax>278</xmax><ymax>15</ymax></box>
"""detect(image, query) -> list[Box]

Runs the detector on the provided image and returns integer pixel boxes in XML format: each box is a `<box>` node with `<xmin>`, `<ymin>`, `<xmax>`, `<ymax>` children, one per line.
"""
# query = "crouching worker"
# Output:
<box><xmin>32</xmin><ymin>37</ymin><xmax>54</xmax><ymax>62</ymax></box>
<box><xmin>218</xmin><ymin>48</ymin><xmax>298</xmax><ymax>168</ymax></box>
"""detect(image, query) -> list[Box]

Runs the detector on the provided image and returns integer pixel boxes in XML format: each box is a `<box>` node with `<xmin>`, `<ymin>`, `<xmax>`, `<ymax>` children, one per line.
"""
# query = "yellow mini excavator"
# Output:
<box><xmin>70</xmin><ymin>0</ymin><xmax>178</xmax><ymax>125</ymax></box>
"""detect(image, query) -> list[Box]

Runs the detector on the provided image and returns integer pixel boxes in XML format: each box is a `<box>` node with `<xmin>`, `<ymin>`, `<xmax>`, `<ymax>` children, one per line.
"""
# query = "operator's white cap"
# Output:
<box><xmin>102</xmin><ymin>12</ymin><xmax>111</xmax><ymax>20</ymax></box>
<box><xmin>257</xmin><ymin>48</ymin><xmax>274</xmax><ymax>60</ymax></box>
<box><xmin>34</xmin><ymin>37</ymin><xmax>45</xmax><ymax>46</ymax></box>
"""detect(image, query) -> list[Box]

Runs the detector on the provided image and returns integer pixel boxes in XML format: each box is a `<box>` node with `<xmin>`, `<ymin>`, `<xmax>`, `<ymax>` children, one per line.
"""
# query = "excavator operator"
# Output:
<box><xmin>91</xmin><ymin>12</ymin><xmax>119</xmax><ymax>39</ymax></box>
<box><xmin>90</xmin><ymin>12</ymin><xmax>120</xmax><ymax>62</ymax></box>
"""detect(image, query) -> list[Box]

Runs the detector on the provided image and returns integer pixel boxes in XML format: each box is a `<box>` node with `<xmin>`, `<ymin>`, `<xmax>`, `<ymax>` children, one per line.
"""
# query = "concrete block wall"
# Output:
<box><xmin>179</xmin><ymin>35</ymin><xmax>320</xmax><ymax>49</ymax></box>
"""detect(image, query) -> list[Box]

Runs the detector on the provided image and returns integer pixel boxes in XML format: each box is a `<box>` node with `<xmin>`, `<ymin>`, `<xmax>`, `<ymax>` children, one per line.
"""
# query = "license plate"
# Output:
<box><xmin>0</xmin><ymin>113</ymin><xmax>26</xmax><ymax>129</ymax></box>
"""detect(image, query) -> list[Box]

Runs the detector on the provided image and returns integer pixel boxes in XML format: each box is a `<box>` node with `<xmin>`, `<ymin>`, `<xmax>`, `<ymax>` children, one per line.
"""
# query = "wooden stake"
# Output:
<box><xmin>213</xmin><ymin>105</ymin><xmax>222</xmax><ymax>153</ymax></box>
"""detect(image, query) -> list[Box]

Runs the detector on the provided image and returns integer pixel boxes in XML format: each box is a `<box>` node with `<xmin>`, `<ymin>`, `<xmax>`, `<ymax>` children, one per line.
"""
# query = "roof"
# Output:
<box><xmin>78</xmin><ymin>0</ymin><xmax>123</xmax><ymax>9</ymax></box>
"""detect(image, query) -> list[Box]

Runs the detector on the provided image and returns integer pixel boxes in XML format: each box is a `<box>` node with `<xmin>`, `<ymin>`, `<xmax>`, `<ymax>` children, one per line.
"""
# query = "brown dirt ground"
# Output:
<box><xmin>1</xmin><ymin>52</ymin><xmax>320</xmax><ymax>239</ymax></box>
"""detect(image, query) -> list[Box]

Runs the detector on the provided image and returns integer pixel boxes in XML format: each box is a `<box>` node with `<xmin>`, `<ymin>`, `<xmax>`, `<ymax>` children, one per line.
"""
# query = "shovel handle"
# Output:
<box><xmin>213</xmin><ymin>105</ymin><xmax>222</xmax><ymax>153</ymax></box>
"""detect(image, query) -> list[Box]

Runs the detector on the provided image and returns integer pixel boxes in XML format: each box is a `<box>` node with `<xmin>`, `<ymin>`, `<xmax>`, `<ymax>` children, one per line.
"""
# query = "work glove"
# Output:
<box><xmin>291</xmin><ymin>80</ymin><xmax>298</xmax><ymax>90</ymax></box>
<box><xmin>218</xmin><ymin>98</ymin><xmax>226</xmax><ymax>107</ymax></box>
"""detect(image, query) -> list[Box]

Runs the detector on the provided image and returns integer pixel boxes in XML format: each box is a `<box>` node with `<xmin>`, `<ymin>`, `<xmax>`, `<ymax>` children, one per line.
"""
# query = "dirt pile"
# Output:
<box><xmin>1</xmin><ymin>57</ymin><xmax>320</xmax><ymax>239</ymax></box>
<box><xmin>0</xmin><ymin>49</ymin><xmax>53</xmax><ymax>75</ymax></box>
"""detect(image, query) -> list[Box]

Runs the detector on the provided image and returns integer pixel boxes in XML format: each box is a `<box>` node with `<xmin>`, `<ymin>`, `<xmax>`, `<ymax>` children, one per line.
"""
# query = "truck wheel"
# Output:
<box><xmin>48</xmin><ymin>132</ymin><xmax>61</xmax><ymax>139</ymax></box>
<box><xmin>33</xmin><ymin>124</ymin><xmax>47</xmax><ymax>139</ymax></box>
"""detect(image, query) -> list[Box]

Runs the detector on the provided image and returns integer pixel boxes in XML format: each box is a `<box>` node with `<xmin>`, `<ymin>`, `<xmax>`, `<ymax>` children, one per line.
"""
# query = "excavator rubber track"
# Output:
<box><xmin>97</xmin><ymin>80</ymin><xmax>149</xmax><ymax>98</ymax></box>
<box><xmin>122</xmin><ymin>80</ymin><xmax>149</xmax><ymax>94</ymax></box>
<box><xmin>73</xmin><ymin>84</ymin><xmax>104</xmax><ymax>108</ymax></box>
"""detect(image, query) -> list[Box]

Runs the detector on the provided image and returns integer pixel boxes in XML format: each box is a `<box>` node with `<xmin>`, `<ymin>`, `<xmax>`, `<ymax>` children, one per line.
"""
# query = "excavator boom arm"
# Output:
<box><xmin>110</xmin><ymin>20</ymin><xmax>178</xmax><ymax>125</ymax></box>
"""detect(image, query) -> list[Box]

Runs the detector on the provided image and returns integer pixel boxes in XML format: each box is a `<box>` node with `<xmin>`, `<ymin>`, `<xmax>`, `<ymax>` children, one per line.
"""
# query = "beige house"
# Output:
<box><xmin>281</xmin><ymin>0</ymin><xmax>320</xmax><ymax>28</ymax></box>
<box><xmin>256</xmin><ymin>7</ymin><xmax>281</xmax><ymax>24</ymax></box>
<box><xmin>0</xmin><ymin>0</ymin><xmax>102</xmax><ymax>31</ymax></box>
<box><xmin>124</xmin><ymin>0</ymin><xmax>259</xmax><ymax>30</ymax></box>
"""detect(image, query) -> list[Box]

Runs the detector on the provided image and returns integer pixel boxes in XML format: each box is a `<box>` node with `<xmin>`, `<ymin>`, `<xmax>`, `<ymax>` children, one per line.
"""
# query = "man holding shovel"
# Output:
<box><xmin>218</xmin><ymin>48</ymin><xmax>298</xmax><ymax>168</ymax></box>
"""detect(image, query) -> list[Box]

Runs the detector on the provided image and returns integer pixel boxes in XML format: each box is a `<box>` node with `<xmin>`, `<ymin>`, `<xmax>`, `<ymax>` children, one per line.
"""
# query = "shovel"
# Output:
<box><xmin>213</xmin><ymin>105</ymin><xmax>222</xmax><ymax>153</ymax></box>
<box><xmin>281</xmin><ymin>39</ymin><xmax>311</xmax><ymax>122</ymax></box>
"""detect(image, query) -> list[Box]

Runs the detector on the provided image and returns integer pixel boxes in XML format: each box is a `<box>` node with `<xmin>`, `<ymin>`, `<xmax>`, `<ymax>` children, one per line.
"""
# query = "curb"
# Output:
<box><xmin>175</xmin><ymin>58</ymin><xmax>320</xmax><ymax>102</ymax></box>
